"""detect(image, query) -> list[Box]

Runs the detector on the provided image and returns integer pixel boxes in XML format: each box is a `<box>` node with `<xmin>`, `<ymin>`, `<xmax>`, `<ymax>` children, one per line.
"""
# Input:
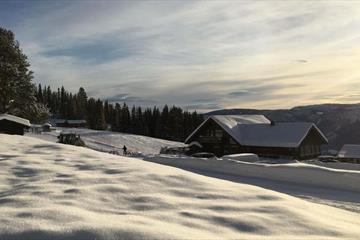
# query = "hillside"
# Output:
<box><xmin>27</xmin><ymin>128</ymin><xmax>184</xmax><ymax>155</ymax></box>
<box><xmin>207</xmin><ymin>103</ymin><xmax>360</xmax><ymax>150</ymax></box>
<box><xmin>0</xmin><ymin>134</ymin><xmax>360</xmax><ymax>239</ymax></box>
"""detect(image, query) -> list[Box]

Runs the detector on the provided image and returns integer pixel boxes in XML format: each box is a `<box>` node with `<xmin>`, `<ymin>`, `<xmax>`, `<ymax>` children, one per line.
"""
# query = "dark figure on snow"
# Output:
<box><xmin>123</xmin><ymin>145</ymin><xmax>127</xmax><ymax>155</ymax></box>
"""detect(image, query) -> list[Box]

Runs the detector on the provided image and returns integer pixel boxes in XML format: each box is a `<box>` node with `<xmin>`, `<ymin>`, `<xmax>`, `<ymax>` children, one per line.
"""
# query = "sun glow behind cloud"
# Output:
<box><xmin>2</xmin><ymin>0</ymin><xmax>360</xmax><ymax>111</ymax></box>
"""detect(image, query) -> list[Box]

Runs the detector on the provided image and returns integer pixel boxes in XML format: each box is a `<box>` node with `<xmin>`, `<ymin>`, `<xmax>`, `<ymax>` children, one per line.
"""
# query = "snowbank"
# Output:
<box><xmin>145</xmin><ymin>155</ymin><xmax>360</xmax><ymax>193</ymax></box>
<box><xmin>223</xmin><ymin>153</ymin><xmax>259</xmax><ymax>162</ymax></box>
<box><xmin>305</xmin><ymin>159</ymin><xmax>360</xmax><ymax>171</ymax></box>
<box><xmin>1</xmin><ymin>134</ymin><xmax>360</xmax><ymax>239</ymax></box>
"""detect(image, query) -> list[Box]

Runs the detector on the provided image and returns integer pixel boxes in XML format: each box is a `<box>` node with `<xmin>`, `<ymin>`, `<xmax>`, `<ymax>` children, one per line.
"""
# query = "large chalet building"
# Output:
<box><xmin>185</xmin><ymin>115</ymin><xmax>328</xmax><ymax>159</ymax></box>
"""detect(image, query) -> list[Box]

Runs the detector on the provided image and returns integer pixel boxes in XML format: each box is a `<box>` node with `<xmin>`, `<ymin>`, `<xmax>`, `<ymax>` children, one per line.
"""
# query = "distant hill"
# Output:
<box><xmin>206</xmin><ymin>103</ymin><xmax>360</xmax><ymax>151</ymax></box>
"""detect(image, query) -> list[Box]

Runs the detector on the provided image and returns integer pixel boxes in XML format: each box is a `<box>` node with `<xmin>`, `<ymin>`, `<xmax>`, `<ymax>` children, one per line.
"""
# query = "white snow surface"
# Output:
<box><xmin>1</xmin><ymin>134</ymin><xmax>360</xmax><ymax>239</ymax></box>
<box><xmin>27</xmin><ymin>127</ymin><xmax>184</xmax><ymax>155</ymax></box>
<box><xmin>222</xmin><ymin>153</ymin><xmax>260</xmax><ymax>162</ymax></box>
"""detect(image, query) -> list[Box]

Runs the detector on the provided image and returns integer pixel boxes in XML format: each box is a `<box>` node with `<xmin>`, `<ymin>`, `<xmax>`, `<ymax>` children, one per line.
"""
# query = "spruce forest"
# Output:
<box><xmin>35</xmin><ymin>85</ymin><xmax>204</xmax><ymax>141</ymax></box>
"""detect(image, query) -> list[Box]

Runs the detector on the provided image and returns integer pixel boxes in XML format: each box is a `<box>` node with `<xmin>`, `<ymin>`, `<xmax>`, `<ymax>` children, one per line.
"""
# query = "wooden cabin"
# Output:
<box><xmin>65</xmin><ymin>120</ymin><xmax>87</xmax><ymax>128</ymax></box>
<box><xmin>338</xmin><ymin>144</ymin><xmax>360</xmax><ymax>163</ymax></box>
<box><xmin>29</xmin><ymin>123</ymin><xmax>52</xmax><ymax>134</ymax></box>
<box><xmin>52</xmin><ymin>119</ymin><xmax>87</xmax><ymax>128</ymax></box>
<box><xmin>185</xmin><ymin>115</ymin><xmax>328</xmax><ymax>159</ymax></box>
<box><xmin>0</xmin><ymin>114</ymin><xmax>31</xmax><ymax>135</ymax></box>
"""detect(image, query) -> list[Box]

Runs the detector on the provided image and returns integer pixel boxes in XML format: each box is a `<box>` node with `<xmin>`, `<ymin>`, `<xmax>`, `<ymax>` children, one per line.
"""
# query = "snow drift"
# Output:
<box><xmin>0</xmin><ymin>134</ymin><xmax>360</xmax><ymax>239</ymax></box>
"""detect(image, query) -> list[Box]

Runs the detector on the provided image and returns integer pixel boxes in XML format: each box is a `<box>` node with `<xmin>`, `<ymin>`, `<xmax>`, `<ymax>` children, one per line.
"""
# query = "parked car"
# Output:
<box><xmin>191</xmin><ymin>152</ymin><xmax>216</xmax><ymax>158</ymax></box>
<box><xmin>318</xmin><ymin>155</ymin><xmax>338</xmax><ymax>162</ymax></box>
<box><xmin>160</xmin><ymin>146</ymin><xmax>187</xmax><ymax>155</ymax></box>
<box><xmin>58</xmin><ymin>133</ymin><xmax>85</xmax><ymax>147</ymax></box>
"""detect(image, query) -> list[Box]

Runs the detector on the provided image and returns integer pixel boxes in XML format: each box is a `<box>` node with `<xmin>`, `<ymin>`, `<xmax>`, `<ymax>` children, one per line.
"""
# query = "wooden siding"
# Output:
<box><xmin>0</xmin><ymin>119</ymin><xmax>28</xmax><ymax>135</ymax></box>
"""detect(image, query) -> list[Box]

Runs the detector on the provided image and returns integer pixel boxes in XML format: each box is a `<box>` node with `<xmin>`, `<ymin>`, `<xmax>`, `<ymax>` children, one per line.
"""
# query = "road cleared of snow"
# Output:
<box><xmin>145</xmin><ymin>155</ymin><xmax>360</xmax><ymax>192</ymax></box>
<box><xmin>0</xmin><ymin>134</ymin><xmax>360</xmax><ymax>239</ymax></box>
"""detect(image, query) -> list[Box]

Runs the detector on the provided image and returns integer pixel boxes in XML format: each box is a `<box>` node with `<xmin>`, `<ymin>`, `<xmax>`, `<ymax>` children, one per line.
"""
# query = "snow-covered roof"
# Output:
<box><xmin>233</xmin><ymin>122</ymin><xmax>327</xmax><ymax>148</ymax></box>
<box><xmin>0</xmin><ymin>114</ymin><xmax>30</xmax><ymax>127</ymax></box>
<box><xmin>52</xmin><ymin>119</ymin><xmax>66</xmax><ymax>124</ymax></box>
<box><xmin>185</xmin><ymin>115</ymin><xmax>270</xmax><ymax>143</ymax></box>
<box><xmin>67</xmin><ymin>120</ymin><xmax>86</xmax><ymax>124</ymax></box>
<box><xmin>185</xmin><ymin>115</ymin><xmax>328</xmax><ymax>148</ymax></box>
<box><xmin>51</xmin><ymin>119</ymin><xmax>86</xmax><ymax>124</ymax></box>
<box><xmin>338</xmin><ymin>144</ymin><xmax>360</xmax><ymax>158</ymax></box>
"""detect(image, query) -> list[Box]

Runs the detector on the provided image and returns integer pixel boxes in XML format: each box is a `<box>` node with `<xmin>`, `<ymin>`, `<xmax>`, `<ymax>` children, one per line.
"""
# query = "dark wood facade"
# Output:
<box><xmin>0</xmin><ymin>119</ymin><xmax>29</xmax><ymax>135</ymax></box>
<box><xmin>55</xmin><ymin>120</ymin><xmax>87</xmax><ymax>128</ymax></box>
<box><xmin>186</xmin><ymin>118</ymin><xmax>325</xmax><ymax>159</ymax></box>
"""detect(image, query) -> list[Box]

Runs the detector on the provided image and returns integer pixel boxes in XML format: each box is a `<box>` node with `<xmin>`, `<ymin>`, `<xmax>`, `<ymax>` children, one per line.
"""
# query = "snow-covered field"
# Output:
<box><xmin>1</xmin><ymin>134</ymin><xmax>360</xmax><ymax>239</ymax></box>
<box><xmin>27</xmin><ymin>128</ymin><xmax>184</xmax><ymax>155</ymax></box>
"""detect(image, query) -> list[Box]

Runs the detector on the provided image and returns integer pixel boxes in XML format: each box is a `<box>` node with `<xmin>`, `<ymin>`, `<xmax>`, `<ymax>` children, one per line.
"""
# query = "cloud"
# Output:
<box><xmin>295</xmin><ymin>59</ymin><xmax>308</xmax><ymax>63</ymax></box>
<box><xmin>42</xmin><ymin>41</ymin><xmax>136</xmax><ymax>64</ymax></box>
<box><xmin>2</xmin><ymin>1</ymin><xmax>360</xmax><ymax>111</ymax></box>
<box><xmin>228</xmin><ymin>90</ymin><xmax>253</xmax><ymax>97</ymax></box>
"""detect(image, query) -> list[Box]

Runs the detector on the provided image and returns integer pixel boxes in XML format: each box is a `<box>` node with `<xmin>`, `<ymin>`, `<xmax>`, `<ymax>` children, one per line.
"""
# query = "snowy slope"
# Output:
<box><xmin>1</xmin><ymin>134</ymin><xmax>360</xmax><ymax>239</ymax></box>
<box><xmin>27</xmin><ymin>127</ymin><xmax>184</xmax><ymax>155</ymax></box>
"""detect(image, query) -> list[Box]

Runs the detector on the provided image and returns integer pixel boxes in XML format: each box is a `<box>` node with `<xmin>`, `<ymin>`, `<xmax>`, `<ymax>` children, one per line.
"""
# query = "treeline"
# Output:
<box><xmin>35</xmin><ymin>85</ymin><xmax>204</xmax><ymax>141</ymax></box>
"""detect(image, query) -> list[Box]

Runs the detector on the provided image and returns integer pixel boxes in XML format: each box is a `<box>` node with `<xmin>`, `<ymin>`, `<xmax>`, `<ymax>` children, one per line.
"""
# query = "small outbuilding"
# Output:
<box><xmin>52</xmin><ymin>119</ymin><xmax>67</xmax><ymax>127</ymax></box>
<box><xmin>66</xmin><ymin>120</ymin><xmax>87</xmax><ymax>128</ymax></box>
<box><xmin>0</xmin><ymin>114</ymin><xmax>31</xmax><ymax>135</ymax></box>
<box><xmin>338</xmin><ymin>144</ymin><xmax>360</xmax><ymax>163</ymax></box>
<box><xmin>185</xmin><ymin>115</ymin><xmax>328</xmax><ymax>159</ymax></box>
<box><xmin>42</xmin><ymin>123</ymin><xmax>52</xmax><ymax>132</ymax></box>
<box><xmin>51</xmin><ymin>119</ymin><xmax>87</xmax><ymax>128</ymax></box>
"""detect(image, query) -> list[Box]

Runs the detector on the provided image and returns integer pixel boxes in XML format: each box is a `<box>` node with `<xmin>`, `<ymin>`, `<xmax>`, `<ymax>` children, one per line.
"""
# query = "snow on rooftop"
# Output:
<box><xmin>234</xmin><ymin>122</ymin><xmax>325</xmax><ymax>148</ymax></box>
<box><xmin>185</xmin><ymin>115</ymin><xmax>270</xmax><ymax>143</ymax></box>
<box><xmin>186</xmin><ymin>115</ymin><xmax>327</xmax><ymax>148</ymax></box>
<box><xmin>212</xmin><ymin>114</ymin><xmax>271</xmax><ymax>128</ymax></box>
<box><xmin>52</xmin><ymin>119</ymin><xmax>66</xmax><ymax>124</ymax></box>
<box><xmin>0</xmin><ymin>113</ymin><xmax>30</xmax><ymax>127</ymax></box>
<box><xmin>338</xmin><ymin>144</ymin><xmax>360</xmax><ymax>158</ymax></box>
<box><xmin>67</xmin><ymin>120</ymin><xmax>86</xmax><ymax>124</ymax></box>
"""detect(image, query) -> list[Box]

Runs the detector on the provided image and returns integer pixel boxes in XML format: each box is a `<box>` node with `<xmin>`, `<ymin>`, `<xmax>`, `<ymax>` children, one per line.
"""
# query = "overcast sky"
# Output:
<box><xmin>2</xmin><ymin>1</ymin><xmax>360</xmax><ymax>111</ymax></box>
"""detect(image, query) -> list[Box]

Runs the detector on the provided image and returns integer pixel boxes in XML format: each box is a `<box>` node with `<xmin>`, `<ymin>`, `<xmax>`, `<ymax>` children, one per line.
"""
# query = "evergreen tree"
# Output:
<box><xmin>86</xmin><ymin>98</ymin><xmax>96</xmax><ymax>129</ymax></box>
<box><xmin>121</xmin><ymin>103</ymin><xmax>130</xmax><ymax>132</ymax></box>
<box><xmin>104</xmin><ymin>100</ymin><xmax>110</xmax><ymax>123</ymax></box>
<box><xmin>95</xmin><ymin>99</ymin><xmax>106</xmax><ymax>130</ymax></box>
<box><xmin>0</xmin><ymin>27</ymin><xmax>49</xmax><ymax>122</ymax></box>
<box><xmin>113</xmin><ymin>103</ymin><xmax>121</xmax><ymax>131</ymax></box>
<box><xmin>37</xmin><ymin>84</ymin><xmax>43</xmax><ymax>103</ymax></box>
<box><xmin>76</xmin><ymin>87</ymin><xmax>87</xmax><ymax>119</ymax></box>
<box><xmin>59</xmin><ymin>86</ymin><xmax>67</xmax><ymax>117</ymax></box>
